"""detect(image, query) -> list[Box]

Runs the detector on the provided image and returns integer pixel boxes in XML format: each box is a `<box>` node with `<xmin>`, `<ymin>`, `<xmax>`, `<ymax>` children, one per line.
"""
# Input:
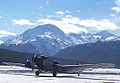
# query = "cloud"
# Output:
<box><xmin>12</xmin><ymin>19</ymin><xmax>35</xmax><ymax>26</ymax></box>
<box><xmin>55</xmin><ymin>10</ymin><xmax>71</xmax><ymax>16</ymax></box>
<box><xmin>37</xmin><ymin>18</ymin><xmax>87</xmax><ymax>33</ymax></box>
<box><xmin>46</xmin><ymin>1</ymin><xmax>49</xmax><ymax>5</ymax></box>
<box><xmin>0</xmin><ymin>30</ymin><xmax>16</xmax><ymax>36</ymax></box>
<box><xmin>12</xmin><ymin>11</ymin><xmax>117</xmax><ymax>34</ymax></box>
<box><xmin>112</xmin><ymin>6</ymin><xmax>120</xmax><ymax>13</ymax></box>
<box><xmin>111</xmin><ymin>0</ymin><xmax>120</xmax><ymax>25</ymax></box>
<box><xmin>62</xmin><ymin>16</ymin><xmax>80</xmax><ymax>24</ymax></box>
<box><xmin>117</xmin><ymin>0</ymin><xmax>120</xmax><ymax>2</ymax></box>
<box><xmin>112</xmin><ymin>0</ymin><xmax>120</xmax><ymax>13</ymax></box>
<box><xmin>110</xmin><ymin>14</ymin><xmax>116</xmax><ymax>17</ymax></box>
<box><xmin>65</xmin><ymin>10</ymin><xmax>71</xmax><ymax>14</ymax></box>
<box><xmin>39</xmin><ymin>6</ymin><xmax>43</xmax><ymax>9</ymax></box>
<box><xmin>63</xmin><ymin>16</ymin><xmax>118</xmax><ymax>31</ymax></box>
<box><xmin>55</xmin><ymin>11</ymin><xmax>64</xmax><ymax>16</ymax></box>
<box><xmin>37</xmin><ymin>14</ymin><xmax>118</xmax><ymax>33</ymax></box>
<box><xmin>79</xmin><ymin>19</ymin><xmax>118</xmax><ymax>30</ymax></box>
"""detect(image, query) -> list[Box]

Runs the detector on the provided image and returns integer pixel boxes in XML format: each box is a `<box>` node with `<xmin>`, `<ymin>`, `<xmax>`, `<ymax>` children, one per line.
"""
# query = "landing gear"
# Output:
<box><xmin>78</xmin><ymin>72</ymin><xmax>80</xmax><ymax>76</ymax></box>
<box><xmin>35</xmin><ymin>71</ymin><xmax>40</xmax><ymax>76</ymax></box>
<box><xmin>52</xmin><ymin>71</ymin><xmax>57</xmax><ymax>77</ymax></box>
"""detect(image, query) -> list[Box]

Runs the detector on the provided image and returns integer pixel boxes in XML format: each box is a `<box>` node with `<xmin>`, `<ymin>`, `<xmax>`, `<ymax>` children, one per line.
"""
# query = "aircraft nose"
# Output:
<box><xmin>25</xmin><ymin>60</ymin><xmax>32</xmax><ymax>68</ymax></box>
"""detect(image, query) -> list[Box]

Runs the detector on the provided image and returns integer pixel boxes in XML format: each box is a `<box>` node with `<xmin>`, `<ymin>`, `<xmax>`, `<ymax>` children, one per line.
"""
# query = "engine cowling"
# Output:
<box><xmin>25</xmin><ymin>60</ymin><xmax>32</xmax><ymax>68</ymax></box>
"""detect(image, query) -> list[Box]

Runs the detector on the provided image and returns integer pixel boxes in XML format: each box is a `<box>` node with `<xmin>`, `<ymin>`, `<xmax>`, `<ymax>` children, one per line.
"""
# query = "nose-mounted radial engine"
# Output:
<box><xmin>31</xmin><ymin>55</ymin><xmax>61</xmax><ymax>76</ymax></box>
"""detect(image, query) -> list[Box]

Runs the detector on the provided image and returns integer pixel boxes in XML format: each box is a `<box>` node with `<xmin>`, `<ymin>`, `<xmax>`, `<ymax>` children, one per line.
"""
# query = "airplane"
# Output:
<box><xmin>2</xmin><ymin>55</ymin><xmax>116</xmax><ymax>77</ymax></box>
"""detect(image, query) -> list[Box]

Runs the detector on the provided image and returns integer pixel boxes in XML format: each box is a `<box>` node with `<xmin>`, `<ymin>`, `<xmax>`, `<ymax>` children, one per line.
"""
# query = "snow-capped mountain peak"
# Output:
<box><xmin>94</xmin><ymin>30</ymin><xmax>115</xmax><ymax>38</ymax></box>
<box><xmin>0</xmin><ymin>30</ymin><xmax>16</xmax><ymax>44</ymax></box>
<box><xmin>0</xmin><ymin>24</ymin><xmax>117</xmax><ymax>56</ymax></box>
<box><xmin>20</xmin><ymin>24</ymin><xmax>65</xmax><ymax>41</ymax></box>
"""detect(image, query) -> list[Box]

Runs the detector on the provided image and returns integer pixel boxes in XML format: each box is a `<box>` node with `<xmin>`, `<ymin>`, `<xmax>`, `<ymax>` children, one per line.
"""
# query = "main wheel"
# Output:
<box><xmin>53</xmin><ymin>72</ymin><xmax>57</xmax><ymax>77</ymax></box>
<box><xmin>35</xmin><ymin>71</ymin><xmax>40</xmax><ymax>76</ymax></box>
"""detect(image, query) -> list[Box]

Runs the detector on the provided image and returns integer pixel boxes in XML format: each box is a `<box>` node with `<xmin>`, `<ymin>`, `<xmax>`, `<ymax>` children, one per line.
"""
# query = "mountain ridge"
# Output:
<box><xmin>54</xmin><ymin>40</ymin><xmax>120</xmax><ymax>67</ymax></box>
<box><xmin>0</xmin><ymin>24</ymin><xmax>117</xmax><ymax>56</ymax></box>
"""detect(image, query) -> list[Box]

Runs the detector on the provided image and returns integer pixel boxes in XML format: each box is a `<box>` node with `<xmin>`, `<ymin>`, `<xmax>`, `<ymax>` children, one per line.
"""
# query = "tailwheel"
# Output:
<box><xmin>53</xmin><ymin>71</ymin><xmax>57</xmax><ymax>77</ymax></box>
<box><xmin>35</xmin><ymin>71</ymin><xmax>40</xmax><ymax>76</ymax></box>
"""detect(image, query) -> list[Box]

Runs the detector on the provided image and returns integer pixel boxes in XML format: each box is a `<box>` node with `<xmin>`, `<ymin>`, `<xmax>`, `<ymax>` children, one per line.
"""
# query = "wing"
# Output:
<box><xmin>2</xmin><ymin>62</ymin><xmax>25</xmax><ymax>67</ymax></box>
<box><xmin>60</xmin><ymin>65</ymin><xmax>85</xmax><ymax>73</ymax></box>
<box><xmin>2</xmin><ymin>62</ymin><xmax>37</xmax><ymax>69</ymax></box>
<box><xmin>60</xmin><ymin>63</ymin><xmax>115</xmax><ymax>74</ymax></box>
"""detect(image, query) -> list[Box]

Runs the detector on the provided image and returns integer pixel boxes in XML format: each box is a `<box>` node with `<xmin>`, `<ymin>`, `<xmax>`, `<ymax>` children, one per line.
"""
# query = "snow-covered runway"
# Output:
<box><xmin>0</xmin><ymin>65</ymin><xmax>120</xmax><ymax>83</ymax></box>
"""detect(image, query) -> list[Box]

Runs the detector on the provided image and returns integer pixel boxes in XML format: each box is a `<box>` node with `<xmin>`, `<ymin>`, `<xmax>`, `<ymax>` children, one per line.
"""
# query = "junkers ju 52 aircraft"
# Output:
<box><xmin>3</xmin><ymin>55</ymin><xmax>115</xmax><ymax>77</ymax></box>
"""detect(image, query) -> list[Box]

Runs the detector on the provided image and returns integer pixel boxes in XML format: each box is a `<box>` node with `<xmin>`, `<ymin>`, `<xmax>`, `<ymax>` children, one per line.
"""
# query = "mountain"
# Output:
<box><xmin>104</xmin><ymin>36</ymin><xmax>120</xmax><ymax>42</ymax></box>
<box><xmin>66</xmin><ymin>32</ymin><xmax>88</xmax><ymax>44</ymax></box>
<box><xmin>55</xmin><ymin>40</ymin><xmax>120</xmax><ymax>67</ymax></box>
<box><xmin>0</xmin><ymin>24</ymin><xmax>69</xmax><ymax>55</ymax></box>
<box><xmin>19</xmin><ymin>24</ymin><xmax>65</xmax><ymax>41</ymax></box>
<box><xmin>66</xmin><ymin>30</ymin><xmax>115</xmax><ymax>44</ymax></box>
<box><xmin>94</xmin><ymin>30</ymin><xmax>115</xmax><ymax>38</ymax></box>
<box><xmin>0</xmin><ymin>24</ymin><xmax>116</xmax><ymax>56</ymax></box>
<box><xmin>85</xmin><ymin>30</ymin><xmax>115</xmax><ymax>43</ymax></box>
<box><xmin>0</xmin><ymin>48</ymin><xmax>75</xmax><ymax>65</ymax></box>
<box><xmin>0</xmin><ymin>48</ymin><xmax>34</xmax><ymax>64</ymax></box>
<box><xmin>0</xmin><ymin>31</ymin><xmax>16</xmax><ymax>44</ymax></box>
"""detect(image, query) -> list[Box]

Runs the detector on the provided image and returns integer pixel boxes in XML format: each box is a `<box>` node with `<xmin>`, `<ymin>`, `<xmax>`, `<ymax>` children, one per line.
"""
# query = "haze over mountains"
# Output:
<box><xmin>0</xmin><ymin>24</ymin><xmax>117</xmax><ymax>56</ymax></box>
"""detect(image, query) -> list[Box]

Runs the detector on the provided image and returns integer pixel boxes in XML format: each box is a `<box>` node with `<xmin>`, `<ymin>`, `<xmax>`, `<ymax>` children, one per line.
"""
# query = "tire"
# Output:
<box><xmin>35</xmin><ymin>71</ymin><xmax>40</xmax><ymax>76</ymax></box>
<box><xmin>53</xmin><ymin>72</ymin><xmax>57</xmax><ymax>77</ymax></box>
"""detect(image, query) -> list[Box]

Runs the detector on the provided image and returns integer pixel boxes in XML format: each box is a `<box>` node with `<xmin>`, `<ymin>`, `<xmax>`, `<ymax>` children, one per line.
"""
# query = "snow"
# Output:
<box><xmin>12</xmin><ymin>39</ymin><xmax>22</xmax><ymax>45</ymax></box>
<box><xmin>104</xmin><ymin>36</ymin><xmax>116</xmax><ymax>41</ymax></box>
<box><xmin>30</xmin><ymin>39</ymin><xmax>36</xmax><ymax>42</ymax></box>
<box><xmin>0</xmin><ymin>40</ymin><xmax>4</xmax><ymax>44</ymax></box>
<box><xmin>93</xmin><ymin>35</ymin><xmax>102</xmax><ymax>39</ymax></box>
<box><xmin>84</xmin><ymin>68</ymin><xmax>120</xmax><ymax>74</ymax></box>
<box><xmin>41</xmin><ymin>32</ymin><xmax>53</xmax><ymax>39</ymax></box>
<box><xmin>0</xmin><ymin>65</ymin><xmax>120</xmax><ymax>83</ymax></box>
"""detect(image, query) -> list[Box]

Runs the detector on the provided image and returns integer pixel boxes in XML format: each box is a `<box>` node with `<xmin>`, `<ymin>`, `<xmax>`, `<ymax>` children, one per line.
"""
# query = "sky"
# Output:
<box><xmin>0</xmin><ymin>0</ymin><xmax>120</xmax><ymax>35</ymax></box>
